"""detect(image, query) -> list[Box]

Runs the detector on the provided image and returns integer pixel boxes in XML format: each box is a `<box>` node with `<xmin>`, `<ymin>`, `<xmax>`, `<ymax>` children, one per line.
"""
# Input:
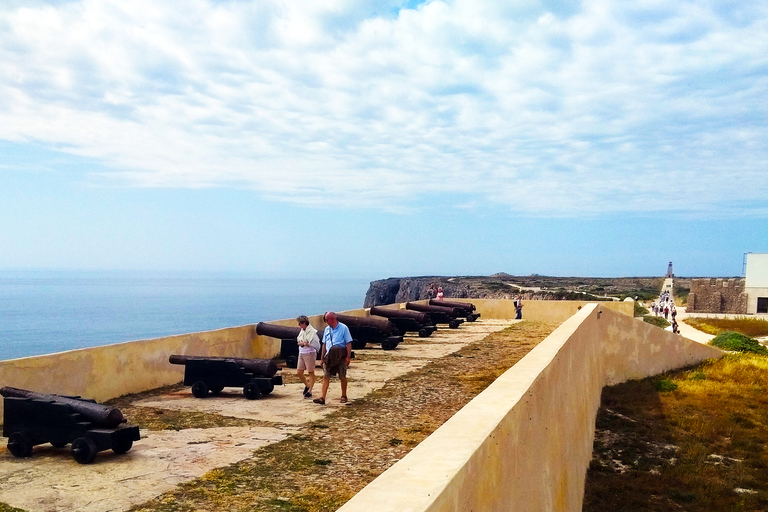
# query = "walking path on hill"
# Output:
<box><xmin>0</xmin><ymin>319</ymin><xmax>557</xmax><ymax>512</ymax></box>
<box><xmin>674</xmin><ymin>307</ymin><xmax>715</xmax><ymax>344</ymax></box>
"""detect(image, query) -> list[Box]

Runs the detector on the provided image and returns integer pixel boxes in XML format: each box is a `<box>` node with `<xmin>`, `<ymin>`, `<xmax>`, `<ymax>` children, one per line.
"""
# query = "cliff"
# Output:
<box><xmin>363</xmin><ymin>276</ymin><xmax>516</xmax><ymax>307</ymax></box>
<box><xmin>363</xmin><ymin>275</ymin><xmax>677</xmax><ymax>307</ymax></box>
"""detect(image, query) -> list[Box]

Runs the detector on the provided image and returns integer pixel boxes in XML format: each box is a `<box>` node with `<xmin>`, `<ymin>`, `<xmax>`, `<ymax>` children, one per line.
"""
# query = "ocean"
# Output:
<box><xmin>0</xmin><ymin>271</ymin><xmax>372</xmax><ymax>361</ymax></box>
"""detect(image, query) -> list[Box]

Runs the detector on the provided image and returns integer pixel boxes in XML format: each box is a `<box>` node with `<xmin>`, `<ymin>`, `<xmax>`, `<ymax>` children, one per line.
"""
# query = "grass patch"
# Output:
<box><xmin>584</xmin><ymin>353</ymin><xmax>768</xmax><ymax>512</ymax></box>
<box><xmin>634</xmin><ymin>302</ymin><xmax>650</xmax><ymax>317</ymax></box>
<box><xmin>687</xmin><ymin>317</ymin><xmax>768</xmax><ymax>338</ymax></box>
<box><xmin>711</xmin><ymin>331</ymin><xmax>768</xmax><ymax>354</ymax></box>
<box><xmin>0</xmin><ymin>503</ymin><xmax>26</xmax><ymax>512</ymax></box>
<box><xmin>643</xmin><ymin>316</ymin><xmax>671</xmax><ymax>329</ymax></box>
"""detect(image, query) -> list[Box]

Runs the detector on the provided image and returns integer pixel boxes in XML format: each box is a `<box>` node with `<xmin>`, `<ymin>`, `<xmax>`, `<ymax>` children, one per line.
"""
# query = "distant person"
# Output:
<box><xmin>436</xmin><ymin>287</ymin><xmax>444</xmax><ymax>300</ymax></box>
<box><xmin>314</xmin><ymin>312</ymin><xmax>352</xmax><ymax>405</ymax></box>
<box><xmin>671</xmin><ymin>319</ymin><xmax>679</xmax><ymax>334</ymax></box>
<box><xmin>515</xmin><ymin>296</ymin><xmax>523</xmax><ymax>319</ymax></box>
<box><xmin>664</xmin><ymin>305</ymin><xmax>669</xmax><ymax>320</ymax></box>
<box><xmin>296</xmin><ymin>315</ymin><xmax>320</xmax><ymax>399</ymax></box>
<box><xmin>427</xmin><ymin>283</ymin><xmax>437</xmax><ymax>299</ymax></box>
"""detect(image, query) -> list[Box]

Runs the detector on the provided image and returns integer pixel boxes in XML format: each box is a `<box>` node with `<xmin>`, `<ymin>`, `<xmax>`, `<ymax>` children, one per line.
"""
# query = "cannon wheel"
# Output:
<box><xmin>243</xmin><ymin>382</ymin><xmax>261</xmax><ymax>400</ymax></box>
<box><xmin>112</xmin><ymin>438</ymin><xmax>133</xmax><ymax>455</ymax></box>
<box><xmin>418</xmin><ymin>328</ymin><xmax>429</xmax><ymax>338</ymax></box>
<box><xmin>7</xmin><ymin>432</ymin><xmax>33</xmax><ymax>458</ymax></box>
<box><xmin>381</xmin><ymin>339</ymin><xmax>398</xmax><ymax>351</ymax></box>
<box><xmin>351</xmin><ymin>339</ymin><xmax>366</xmax><ymax>350</ymax></box>
<box><xmin>467</xmin><ymin>314</ymin><xmax>477</xmax><ymax>322</ymax></box>
<box><xmin>259</xmin><ymin>381</ymin><xmax>274</xmax><ymax>395</ymax></box>
<box><xmin>191</xmin><ymin>381</ymin><xmax>209</xmax><ymax>398</ymax></box>
<box><xmin>50</xmin><ymin>441</ymin><xmax>68</xmax><ymax>448</ymax></box>
<box><xmin>449</xmin><ymin>320</ymin><xmax>460</xmax><ymax>329</ymax></box>
<box><xmin>71</xmin><ymin>437</ymin><xmax>98</xmax><ymax>464</ymax></box>
<box><xmin>286</xmin><ymin>355</ymin><xmax>298</xmax><ymax>369</ymax></box>
<box><xmin>210</xmin><ymin>385</ymin><xmax>225</xmax><ymax>394</ymax></box>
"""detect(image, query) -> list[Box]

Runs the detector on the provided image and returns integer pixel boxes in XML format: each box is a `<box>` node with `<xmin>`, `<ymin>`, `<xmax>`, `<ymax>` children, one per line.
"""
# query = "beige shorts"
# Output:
<box><xmin>296</xmin><ymin>352</ymin><xmax>317</xmax><ymax>372</ymax></box>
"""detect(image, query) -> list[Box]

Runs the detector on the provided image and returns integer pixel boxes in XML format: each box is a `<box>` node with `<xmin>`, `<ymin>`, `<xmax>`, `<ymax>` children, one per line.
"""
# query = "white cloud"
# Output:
<box><xmin>1</xmin><ymin>0</ymin><xmax>767</xmax><ymax>215</ymax></box>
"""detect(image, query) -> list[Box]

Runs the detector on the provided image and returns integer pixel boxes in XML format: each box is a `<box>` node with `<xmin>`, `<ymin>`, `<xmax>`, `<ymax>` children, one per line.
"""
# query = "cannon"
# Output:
<box><xmin>169</xmin><ymin>355</ymin><xmax>283</xmax><ymax>399</ymax></box>
<box><xmin>334</xmin><ymin>314</ymin><xmax>403</xmax><ymax>350</ymax></box>
<box><xmin>405</xmin><ymin>302</ymin><xmax>465</xmax><ymax>329</ymax></box>
<box><xmin>429</xmin><ymin>299</ymin><xmax>481</xmax><ymax>322</ymax></box>
<box><xmin>1</xmin><ymin>387</ymin><xmax>140</xmax><ymax>464</ymax></box>
<box><xmin>255</xmin><ymin>322</ymin><xmax>318</xmax><ymax>369</ymax></box>
<box><xmin>369</xmin><ymin>306</ymin><xmax>437</xmax><ymax>337</ymax></box>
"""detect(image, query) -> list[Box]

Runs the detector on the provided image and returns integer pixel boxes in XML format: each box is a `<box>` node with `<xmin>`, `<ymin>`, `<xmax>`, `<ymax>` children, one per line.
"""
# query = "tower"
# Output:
<box><xmin>666</xmin><ymin>261</ymin><xmax>674</xmax><ymax>278</ymax></box>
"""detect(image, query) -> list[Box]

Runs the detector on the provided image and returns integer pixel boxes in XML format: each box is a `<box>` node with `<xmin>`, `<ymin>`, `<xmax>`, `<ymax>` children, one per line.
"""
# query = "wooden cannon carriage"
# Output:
<box><xmin>169</xmin><ymin>355</ymin><xmax>283</xmax><ymax>400</ymax></box>
<box><xmin>1</xmin><ymin>387</ymin><xmax>140</xmax><ymax>464</ymax></box>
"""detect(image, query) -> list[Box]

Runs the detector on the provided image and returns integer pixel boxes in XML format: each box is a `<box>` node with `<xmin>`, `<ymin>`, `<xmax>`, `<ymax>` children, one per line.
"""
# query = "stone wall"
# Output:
<box><xmin>687</xmin><ymin>278</ymin><xmax>747</xmax><ymax>314</ymax></box>
<box><xmin>338</xmin><ymin>305</ymin><xmax>723</xmax><ymax>512</ymax></box>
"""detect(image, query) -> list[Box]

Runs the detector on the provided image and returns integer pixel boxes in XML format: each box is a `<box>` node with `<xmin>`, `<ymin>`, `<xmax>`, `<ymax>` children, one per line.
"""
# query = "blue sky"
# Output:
<box><xmin>1</xmin><ymin>0</ymin><xmax>766</xmax><ymax>279</ymax></box>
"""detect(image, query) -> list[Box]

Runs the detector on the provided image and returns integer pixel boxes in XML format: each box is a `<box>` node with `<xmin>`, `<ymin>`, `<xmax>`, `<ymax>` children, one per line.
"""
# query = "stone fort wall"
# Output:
<box><xmin>687</xmin><ymin>278</ymin><xmax>747</xmax><ymax>314</ymax></box>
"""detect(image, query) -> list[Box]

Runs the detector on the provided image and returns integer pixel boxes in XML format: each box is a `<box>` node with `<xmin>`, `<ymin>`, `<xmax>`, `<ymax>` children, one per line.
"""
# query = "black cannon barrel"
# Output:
<box><xmin>0</xmin><ymin>386</ymin><xmax>126</xmax><ymax>428</ymax></box>
<box><xmin>169</xmin><ymin>355</ymin><xmax>278</xmax><ymax>377</ymax></box>
<box><xmin>429</xmin><ymin>299</ymin><xmax>476</xmax><ymax>312</ymax></box>
<box><xmin>255</xmin><ymin>322</ymin><xmax>302</xmax><ymax>340</ymax></box>
<box><xmin>369</xmin><ymin>306</ymin><xmax>432</xmax><ymax>325</ymax></box>
<box><xmin>335</xmin><ymin>314</ymin><xmax>395</xmax><ymax>335</ymax></box>
<box><xmin>406</xmin><ymin>302</ymin><xmax>462</xmax><ymax>318</ymax></box>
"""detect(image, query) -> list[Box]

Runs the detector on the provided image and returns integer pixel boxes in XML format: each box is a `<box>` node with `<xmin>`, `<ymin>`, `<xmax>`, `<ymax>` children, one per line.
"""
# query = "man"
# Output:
<box><xmin>313</xmin><ymin>311</ymin><xmax>352</xmax><ymax>405</ymax></box>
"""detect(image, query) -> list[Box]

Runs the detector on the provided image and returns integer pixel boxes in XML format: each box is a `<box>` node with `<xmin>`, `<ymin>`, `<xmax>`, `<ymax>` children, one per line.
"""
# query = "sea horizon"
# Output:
<box><xmin>0</xmin><ymin>269</ymin><xmax>374</xmax><ymax>361</ymax></box>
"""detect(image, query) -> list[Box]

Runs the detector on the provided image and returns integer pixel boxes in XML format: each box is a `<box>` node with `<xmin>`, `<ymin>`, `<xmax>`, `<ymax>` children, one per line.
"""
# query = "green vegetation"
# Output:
<box><xmin>654</xmin><ymin>377</ymin><xmax>678</xmax><ymax>392</ymax></box>
<box><xmin>585</xmin><ymin>353</ymin><xmax>768</xmax><ymax>511</ymax></box>
<box><xmin>643</xmin><ymin>315</ymin><xmax>671</xmax><ymax>329</ymax></box>
<box><xmin>686</xmin><ymin>317</ymin><xmax>768</xmax><ymax>338</ymax></box>
<box><xmin>711</xmin><ymin>331</ymin><xmax>768</xmax><ymax>354</ymax></box>
<box><xmin>634</xmin><ymin>302</ymin><xmax>650</xmax><ymax>317</ymax></box>
<box><xmin>0</xmin><ymin>503</ymin><xmax>26</xmax><ymax>512</ymax></box>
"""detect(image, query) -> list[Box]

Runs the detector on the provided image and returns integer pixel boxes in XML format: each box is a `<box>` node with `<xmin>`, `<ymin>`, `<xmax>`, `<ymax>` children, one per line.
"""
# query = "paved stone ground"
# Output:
<box><xmin>0</xmin><ymin>319</ymin><xmax>537</xmax><ymax>512</ymax></box>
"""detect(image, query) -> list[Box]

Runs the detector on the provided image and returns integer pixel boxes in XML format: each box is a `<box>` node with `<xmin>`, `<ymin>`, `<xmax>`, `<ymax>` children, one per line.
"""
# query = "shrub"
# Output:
<box><xmin>644</xmin><ymin>316</ymin><xmax>670</xmax><ymax>329</ymax></box>
<box><xmin>634</xmin><ymin>302</ymin><xmax>650</xmax><ymax>317</ymax></box>
<box><xmin>710</xmin><ymin>331</ymin><xmax>768</xmax><ymax>354</ymax></box>
<box><xmin>654</xmin><ymin>377</ymin><xmax>678</xmax><ymax>392</ymax></box>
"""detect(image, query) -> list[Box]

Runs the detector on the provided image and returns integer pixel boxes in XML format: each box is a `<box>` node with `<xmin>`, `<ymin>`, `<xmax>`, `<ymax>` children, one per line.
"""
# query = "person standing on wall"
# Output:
<box><xmin>436</xmin><ymin>287</ymin><xmax>444</xmax><ymax>300</ymax></box>
<box><xmin>314</xmin><ymin>311</ymin><xmax>352</xmax><ymax>405</ymax></box>
<box><xmin>296</xmin><ymin>315</ymin><xmax>320</xmax><ymax>399</ymax></box>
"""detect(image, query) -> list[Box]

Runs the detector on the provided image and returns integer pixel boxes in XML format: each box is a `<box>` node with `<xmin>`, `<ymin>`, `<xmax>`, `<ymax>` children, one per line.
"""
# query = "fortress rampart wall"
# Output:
<box><xmin>0</xmin><ymin>300</ymin><xmax>632</xmax><ymax>430</ymax></box>
<box><xmin>338</xmin><ymin>304</ymin><xmax>721</xmax><ymax>512</ymax></box>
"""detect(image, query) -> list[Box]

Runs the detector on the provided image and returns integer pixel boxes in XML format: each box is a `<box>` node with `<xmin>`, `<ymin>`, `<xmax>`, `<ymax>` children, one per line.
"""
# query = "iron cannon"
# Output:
<box><xmin>169</xmin><ymin>355</ymin><xmax>282</xmax><ymax>399</ymax></box>
<box><xmin>255</xmin><ymin>322</ymin><xmax>318</xmax><ymax>369</ymax></box>
<box><xmin>405</xmin><ymin>302</ymin><xmax>465</xmax><ymax>329</ymax></box>
<box><xmin>428</xmin><ymin>299</ymin><xmax>481</xmax><ymax>322</ymax></box>
<box><xmin>333</xmin><ymin>314</ymin><xmax>403</xmax><ymax>350</ymax></box>
<box><xmin>1</xmin><ymin>387</ymin><xmax>140</xmax><ymax>464</ymax></box>
<box><xmin>368</xmin><ymin>306</ymin><xmax>437</xmax><ymax>337</ymax></box>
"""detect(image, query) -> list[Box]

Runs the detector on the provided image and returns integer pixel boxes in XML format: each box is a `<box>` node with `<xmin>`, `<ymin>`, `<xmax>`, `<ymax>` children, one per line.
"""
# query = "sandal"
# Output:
<box><xmin>313</xmin><ymin>397</ymin><xmax>325</xmax><ymax>405</ymax></box>
<box><xmin>340</xmin><ymin>396</ymin><xmax>348</xmax><ymax>403</ymax></box>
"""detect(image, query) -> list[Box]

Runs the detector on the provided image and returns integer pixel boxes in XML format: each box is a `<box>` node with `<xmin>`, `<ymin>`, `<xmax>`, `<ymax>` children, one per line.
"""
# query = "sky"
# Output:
<box><xmin>1</xmin><ymin>0</ymin><xmax>766</xmax><ymax>280</ymax></box>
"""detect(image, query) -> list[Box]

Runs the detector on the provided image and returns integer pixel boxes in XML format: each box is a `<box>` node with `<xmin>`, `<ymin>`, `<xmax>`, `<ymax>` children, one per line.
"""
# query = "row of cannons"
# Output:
<box><xmin>3</xmin><ymin>300</ymin><xmax>479</xmax><ymax>463</ymax></box>
<box><xmin>258</xmin><ymin>300</ymin><xmax>481</xmax><ymax>368</ymax></box>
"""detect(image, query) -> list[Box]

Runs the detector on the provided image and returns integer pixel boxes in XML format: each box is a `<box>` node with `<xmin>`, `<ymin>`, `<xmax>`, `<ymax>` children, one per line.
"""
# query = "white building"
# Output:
<box><xmin>745</xmin><ymin>253</ymin><xmax>768</xmax><ymax>314</ymax></box>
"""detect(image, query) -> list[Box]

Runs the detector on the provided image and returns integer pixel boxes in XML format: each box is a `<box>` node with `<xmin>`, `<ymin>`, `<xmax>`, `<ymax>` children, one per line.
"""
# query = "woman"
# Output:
<box><xmin>436</xmin><ymin>287</ymin><xmax>444</xmax><ymax>300</ymax></box>
<box><xmin>296</xmin><ymin>315</ymin><xmax>320</xmax><ymax>399</ymax></box>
